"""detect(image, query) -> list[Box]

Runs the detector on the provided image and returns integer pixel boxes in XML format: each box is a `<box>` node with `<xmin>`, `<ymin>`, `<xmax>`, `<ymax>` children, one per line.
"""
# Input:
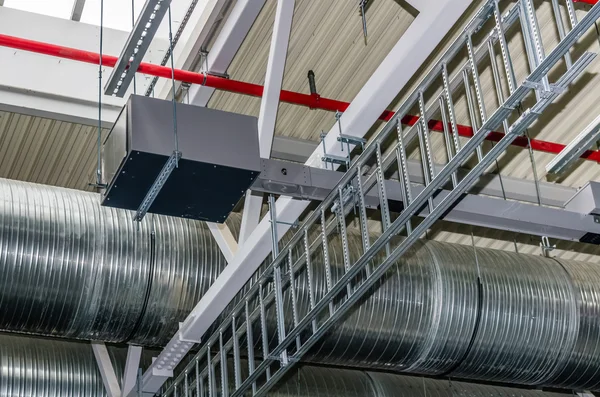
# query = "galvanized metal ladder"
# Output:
<box><xmin>160</xmin><ymin>1</ymin><xmax>600</xmax><ymax>396</ymax></box>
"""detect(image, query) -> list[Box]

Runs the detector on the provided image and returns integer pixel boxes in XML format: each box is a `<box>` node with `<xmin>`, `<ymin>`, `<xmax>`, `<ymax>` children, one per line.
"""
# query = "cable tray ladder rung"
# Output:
<box><xmin>161</xmin><ymin>1</ymin><xmax>600</xmax><ymax>396</ymax></box>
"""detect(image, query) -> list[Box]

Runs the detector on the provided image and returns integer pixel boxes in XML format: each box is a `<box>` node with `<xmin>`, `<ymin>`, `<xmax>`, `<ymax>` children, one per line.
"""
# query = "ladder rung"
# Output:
<box><xmin>219</xmin><ymin>332</ymin><xmax>229</xmax><ymax>397</ymax></box>
<box><xmin>158</xmin><ymin>2</ymin><xmax>598</xmax><ymax>396</ymax></box>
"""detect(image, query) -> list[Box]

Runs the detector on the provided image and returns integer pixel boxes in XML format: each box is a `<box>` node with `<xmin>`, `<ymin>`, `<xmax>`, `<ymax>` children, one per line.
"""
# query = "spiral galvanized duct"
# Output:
<box><xmin>1</xmin><ymin>178</ymin><xmax>600</xmax><ymax>390</ymax></box>
<box><xmin>0</xmin><ymin>178</ymin><xmax>228</xmax><ymax>346</ymax></box>
<box><xmin>275</xmin><ymin>238</ymin><xmax>480</xmax><ymax>375</ymax></box>
<box><xmin>267</xmin><ymin>233</ymin><xmax>600</xmax><ymax>390</ymax></box>
<box><xmin>0</xmin><ymin>334</ymin><xmax>121</xmax><ymax>396</ymax></box>
<box><xmin>0</xmin><ymin>333</ymin><xmax>574</xmax><ymax>397</ymax></box>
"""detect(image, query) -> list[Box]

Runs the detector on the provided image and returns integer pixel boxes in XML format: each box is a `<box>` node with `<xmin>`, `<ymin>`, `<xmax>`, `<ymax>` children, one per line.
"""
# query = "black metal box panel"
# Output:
<box><xmin>101</xmin><ymin>95</ymin><xmax>260</xmax><ymax>223</ymax></box>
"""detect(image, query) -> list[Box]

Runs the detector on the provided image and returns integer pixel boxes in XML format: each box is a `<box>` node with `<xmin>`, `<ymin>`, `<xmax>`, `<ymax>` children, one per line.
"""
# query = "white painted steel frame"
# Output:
<box><xmin>122</xmin><ymin>346</ymin><xmax>144</xmax><ymax>397</ymax></box>
<box><xmin>91</xmin><ymin>342</ymin><xmax>121</xmax><ymax>397</ymax></box>
<box><xmin>135</xmin><ymin>1</ymin><xmax>475</xmax><ymax>394</ymax></box>
<box><xmin>0</xmin><ymin>7</ymin><xmax>167</xmax><ymax>127</ymax></box>
<box><xmin>239</xmin><ymin>0</ymin><xmax>296</xmax><ymax>245</ymax></box>
<box><xmin>161</xmin><ymin>2</ymin><xmax>600</xmax><ymax>394</ymax></box>
<box><xmin>186</xmin><ymin>0</ymin><xmax>267</xmax><ymax>106</ymax></box>
<box><xmin>207</xmin><ymin>222</ymin><xmax>239</xmax><ymax>263</ymax></box>
<box><xmin>153</xmin><ymin>0</ymin><xmax>231</xmax><ymax>99</ymax></box>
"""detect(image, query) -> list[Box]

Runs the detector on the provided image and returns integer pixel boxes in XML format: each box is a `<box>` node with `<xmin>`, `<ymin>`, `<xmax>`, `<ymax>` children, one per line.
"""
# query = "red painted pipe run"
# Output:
<box><xmin>1</xmin><ymin>33</ymin><xmax>599</xmax><ymax>163</ymax></box>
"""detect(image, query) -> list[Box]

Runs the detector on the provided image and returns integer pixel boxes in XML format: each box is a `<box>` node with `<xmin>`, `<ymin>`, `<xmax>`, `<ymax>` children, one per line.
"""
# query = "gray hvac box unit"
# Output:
<box><xmin>101</xmin><ymin>95</ymin><xmax>260</xmax><ymax>223</ymax></box>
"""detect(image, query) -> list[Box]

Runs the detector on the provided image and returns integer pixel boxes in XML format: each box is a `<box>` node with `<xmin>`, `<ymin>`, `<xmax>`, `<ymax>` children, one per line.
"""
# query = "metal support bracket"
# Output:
<box><xmin>522</xmin><ymin>80</ymin><xmax>567</xmax><ymax>96</ymax></box>
<box><xmin>134</xmin><ymin>150</ymin><xmax>182</xmax><ymax>222</ymax></box>
<box><xmin>105</xmin><ymin>0</ymin><xmax>173</xmax><ymax>97</ymax></box>
<box><xmin>321</xmin><ymin>130</ymin><xmax>350</xmax><ymax>168</ymax></box>
<box><xmin>321</xmin><ymin>154</ymin><xmax>350</xmax><ymax>167</ymax></box>
<box><xmin>337</xmin><ymin>134</ymin><xmax>367</xmax><ymax>148</ymax></box>
<box><xmin>540</xmin><ymin>235</ymin><xmax>556</xmax><ymax>257</ymax></box>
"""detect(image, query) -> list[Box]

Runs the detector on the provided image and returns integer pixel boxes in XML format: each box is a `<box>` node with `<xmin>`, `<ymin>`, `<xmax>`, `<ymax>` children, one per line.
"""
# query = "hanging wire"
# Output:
<box><xmin>517</xmin><ymin>104</ymin><xmax>542</xmax><ymax>206</ymax></box>
<box><xmin>95</xmin><ymin>0</ymin><xmax>105</xmax><ymax>187</ymax></box>
<box><xmin>167</xmin><ymin>5</ymin><xmax>180</xmax><ymax>163</ymax></box>
<box><xmin>132</xmin><ymin>0</ymin><xmax>137</xmax><ymax>95</ymax></box>
<box><xmin>489</xmin><ymin>141</ymin><xmax>507</xmax><ymax>200</ymax></box>
<box><xmin>524</xmin><ymin>129</ymin><xmax>543</xmax><ymax>206</ymax></box>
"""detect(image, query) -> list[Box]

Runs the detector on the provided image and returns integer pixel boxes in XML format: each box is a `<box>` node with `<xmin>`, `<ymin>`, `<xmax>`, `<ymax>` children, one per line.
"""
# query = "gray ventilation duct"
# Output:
<box><xmin>0</xmin><ymin>333</ymin><xmax>575</xmax><ymax>397</ymax></box>
<box><xmin>0</xmin><ymin>178</ymin><xmax>227</xmax><ymax>346</ymax></box>
<box><xmin>0</xmin><ymin>178</ymin><xmax>599</xmax><ymax>390</ymax></box>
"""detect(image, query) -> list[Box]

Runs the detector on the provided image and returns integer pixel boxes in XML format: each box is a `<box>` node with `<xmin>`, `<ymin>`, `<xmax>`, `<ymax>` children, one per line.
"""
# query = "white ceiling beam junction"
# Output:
<box><xmin>154</xmin><ymin>0</ymin><xmax>232</xmax><ymax>99</ymax></box>
<box><xmin>239</xmin><ymin>0</ymin><xmax>295</xmax><ymax>245</ymax></box>
<box><xmin>187</xmin><ymin>0</ymin><xmax>266</xmax><ymax>106</ymax></box>
<box><xmin>135</xmin><ymin>1</ymin><xmax>475</xmax><ymax>394</ymax></box>
<box><xmin>121</xmin><ymin>345</ymin><xmax>143</xmax><ymax>397</ymax></box>
<box><xmin>0</xmin><ymin>7</ymin><xmax>167</xmax><ymax>127</ymax></box>
<box><xmin>206</xmin><ymin>222</ymin><xmax>238</xmax><ymax>263</ymax></box>
<box><xmin>91</xmin><ymin>342</ymin><xmax>121</xmax><ymax>397</ymax></box>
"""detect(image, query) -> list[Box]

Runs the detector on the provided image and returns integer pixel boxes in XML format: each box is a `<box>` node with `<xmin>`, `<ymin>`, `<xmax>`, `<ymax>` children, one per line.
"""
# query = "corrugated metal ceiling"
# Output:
<box><xmin>0</xmin><ymin>0</ymin><xmax>599</xmax><ymax>260</ymax></box>
<box><xmin>208</xmin><ymin>0</ymin><xmax>416</xmax><ymax>141</ymax></box>
<box><xmin>0</xmin><ymin>111</ymin><xmax>108</xmax><ymax>191</ymax></box>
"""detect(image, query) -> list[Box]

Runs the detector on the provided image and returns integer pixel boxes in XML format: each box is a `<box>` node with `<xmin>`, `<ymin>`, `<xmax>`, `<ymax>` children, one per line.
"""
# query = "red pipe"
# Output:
<box><xmin>0</xmin><ymin>33</ymin><xmax>598</xmax><ymax>163</ymax></box>
<box><xmin>574</xmin><ymin>0</ymin><xmax>598</xmax><ymax>5</ymax></box>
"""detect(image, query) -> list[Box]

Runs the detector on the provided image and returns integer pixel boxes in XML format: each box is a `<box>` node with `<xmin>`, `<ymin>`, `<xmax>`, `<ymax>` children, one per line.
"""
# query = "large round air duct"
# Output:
<box><xmin>0</xmin><ymin>178</ymin><xmax>227</xmax><ymax>346</ymax></box>
<box><xmin>0</xmin><ymin>178</ymin><xmax>599</xmax><ymax>390</ymax></box>
<box><xmin>0</xmin><ymin>333</ymin><xmax>574</xmax><ymax>397</ymax></box>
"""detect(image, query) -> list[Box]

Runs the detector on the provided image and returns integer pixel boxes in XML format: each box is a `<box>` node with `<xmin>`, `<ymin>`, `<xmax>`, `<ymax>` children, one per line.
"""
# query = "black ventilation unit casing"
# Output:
<box><xmin>101</xmin><ymin>95</ymin><xmax>260</xmax><ymax>223</ymax></box>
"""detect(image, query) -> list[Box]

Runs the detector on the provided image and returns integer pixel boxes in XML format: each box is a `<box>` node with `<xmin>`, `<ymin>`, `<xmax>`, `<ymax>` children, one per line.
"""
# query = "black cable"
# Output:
<box><xmin>123</xmin><ymin>230</ymin><xmax>156</xmax><ymax>343</ymax></box>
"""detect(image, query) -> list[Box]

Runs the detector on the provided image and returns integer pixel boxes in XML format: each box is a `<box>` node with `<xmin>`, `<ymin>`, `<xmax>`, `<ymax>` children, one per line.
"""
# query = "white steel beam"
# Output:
<box><xmin>239</xmin><ymin>0</ymin><xmax>295</xmax><ymax>244</ymax></box>
<box><xmin>136</xmin><ymin>1</ymin><xmax>474</xmax><ymax>394</ymax></box>
<box><xmin>238</xmin><ymin>192</ymin><xmax>263</xmax><ymax>244</ymax></box>
<box><xmin>91</xmin><ymin>342</ymin><xmax>121</xmax><ymax>397</ymax></box>
<box><xmin>121</xmin><ymin>345</ymin><xmax>143</xmax><ymax>397</ymax></box>
<box><xmin>0</xmin><ymin>7</ymin><xmax>167</xmax><ymax>127</ymax></box>
<box><xmin>207</xmin><ymin>222</ymin><xmax>238</xmax><ymax>263</ymax></box>
<box><xmin>154</xmin><ymin>0</ymin><xmax>231</xmax><ymax>99</ymax></box>
<box><xmin>71</xmin><ymin>0</ymin><xmax>86</xmax><ymax>21</ymax></box>
<box><xmin>187</xmin><ymin>0</ymin><xmax>266</xmax><ymax>106</ymax></box>
<box><xmin>546</xmin><ymin>112</ymin><xmax>600</xmax><ymax>174</ymax></box>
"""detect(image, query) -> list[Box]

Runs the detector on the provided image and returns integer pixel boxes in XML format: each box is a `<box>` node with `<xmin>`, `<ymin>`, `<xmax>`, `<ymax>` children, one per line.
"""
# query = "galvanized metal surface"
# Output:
<box><xmin>452</xmin><ymin>249</ymin><xmax>578</xmax><ymax>385</ymax></box>
<box><xmin>3</xmin><ymin>177</ymin><xmax>600</xmax><ymax>391</ymax></box>
<box><xmin>550</xmin><ymin>258</ymin><xmax>600</xmax><ymax>390</ymax></box>
<box><xmin>0</xmin><ymin>334</ymin><xmax>114</xmax><ymax>397</ymax></box>
<box><xmin>163</xmin><ymin>2</ymin><xmax>600</xmax><ymax>395</ymax></box>
<box><xmin>296</xmin><ymin>239</ymin><xmax>479</xmax><ymax>375</ymax></box>
<box><xmin>0</xmin><ymin>177</ymin><xmax>227</xmax><ymax>346</ymax></box>
<box><xmin>0</xmin><ymin>333</ymin><xmax>575</xmax><ymax>397</ymax></box>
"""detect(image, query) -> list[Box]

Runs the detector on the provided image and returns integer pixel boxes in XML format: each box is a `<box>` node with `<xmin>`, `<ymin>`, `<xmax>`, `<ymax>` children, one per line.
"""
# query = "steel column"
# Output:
<box><xmin>239</xmin><ymin>0</ymin><xmax>295</xmax><ymax>245</ymax></box>
<box><xmin>91</xmin><ymin>342</ymin><xmax>121</xmax><ymax>397</ymax></box>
